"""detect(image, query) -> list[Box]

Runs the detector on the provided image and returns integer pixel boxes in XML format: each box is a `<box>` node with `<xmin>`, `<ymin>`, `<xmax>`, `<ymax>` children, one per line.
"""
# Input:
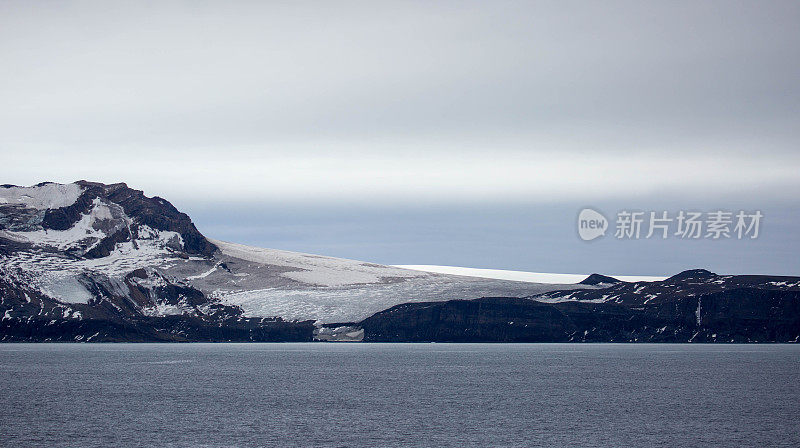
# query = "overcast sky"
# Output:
<box><xmin>1</xmin><ymin>1</ymin><xmax>798</xmax><ymax>274</ymax></box>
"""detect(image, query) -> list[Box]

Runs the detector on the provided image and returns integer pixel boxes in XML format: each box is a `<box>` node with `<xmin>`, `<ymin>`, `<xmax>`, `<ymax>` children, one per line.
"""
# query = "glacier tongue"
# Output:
<box><xmin>217</xmin><ymin>275</ymin><xmax>583</xmax><ymax>324</ymax></box>
<box><xmin>210</xmin><ymin>239</ymin><xmax>424</xmax><ymax>287</ymax></box>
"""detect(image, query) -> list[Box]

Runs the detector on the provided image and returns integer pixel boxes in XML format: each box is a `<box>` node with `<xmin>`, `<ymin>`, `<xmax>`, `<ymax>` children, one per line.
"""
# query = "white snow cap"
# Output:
<box><xmin>394</xmin><ymin>265</ymin><xmax>666</xmax><ymax>284</ymax></box>
<box><xmin>0</xmin><ymin>182</ymin><xmax>83</xmax><ymax>210</ymax></box>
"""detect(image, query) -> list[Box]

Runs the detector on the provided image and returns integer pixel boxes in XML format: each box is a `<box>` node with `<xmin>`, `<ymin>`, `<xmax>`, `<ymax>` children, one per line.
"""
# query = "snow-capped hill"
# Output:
<box><xmin>530</xmin><ymin>269</ymin><xmax>800</xmax><ymax>305</ymax></box>
<box><xmin>0</xmin><ymin>180</ymin><xmax>213</xmax><ymax>258</ymax></box>
<box><xmin>0</xmin><ymin>181</ymin><xmax>301</xmax><ymax>341</ymax></box>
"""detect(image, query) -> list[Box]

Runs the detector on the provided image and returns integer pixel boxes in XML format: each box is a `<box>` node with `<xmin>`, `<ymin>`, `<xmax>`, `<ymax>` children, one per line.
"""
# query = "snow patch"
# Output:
<box><xmin>696</xmin><ymin>297</ymin><xmax>702</xmax><ymax>326</ymax></box>
<box><xmin>142</xmin><ymin>303</ymin><xmax>185</xmax><ymax>317</ymax></box>
<box><xmin>186</xmin><ymin>263</ymin><xmax>219</xmax><ymax>280</ymax></box>
<box><xmin>0</xmin><ymin>183</ymin><xmax>83</xmax><ymax>210</ymax></box>
<box><xmin>39</xmin><ymin>275</ymin><xmax>94</xmax><ymax>304</ymax></box>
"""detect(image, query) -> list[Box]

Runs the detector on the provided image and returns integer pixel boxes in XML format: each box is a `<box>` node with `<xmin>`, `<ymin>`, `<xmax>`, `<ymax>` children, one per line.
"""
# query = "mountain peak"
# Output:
<box><xmin>1</xmin><ymin>180</ymin><xmax>216</xmax><ymax>257</ymax></box>
<box><xmin>578</xmin><ymin>273</ymin><xmax>622</xmax><ymax>285</ymax></box>
<box><xmin>666</xmin><ymin>269</ymin><xmax>717</xmax><ymax>282</ymax></box>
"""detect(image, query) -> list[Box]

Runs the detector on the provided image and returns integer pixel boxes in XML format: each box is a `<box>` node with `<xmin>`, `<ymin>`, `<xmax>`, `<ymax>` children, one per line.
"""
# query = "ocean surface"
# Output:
<box><xmin>1</xmin><ymin>343</ymin><xmax>798</xmax><ymax>448</ymax></box>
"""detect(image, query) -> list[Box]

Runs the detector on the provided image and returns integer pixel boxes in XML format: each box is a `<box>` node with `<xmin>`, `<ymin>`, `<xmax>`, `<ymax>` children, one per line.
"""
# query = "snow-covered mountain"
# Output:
<box><xmin>6</xmin><ymin>181</ymin><xmax>795</xmax><ymax>343</ymax></box>
<box><xmin>0</xmin><ymin>181</ymin><xmax>586</xmax><ymax>341</ymax></box>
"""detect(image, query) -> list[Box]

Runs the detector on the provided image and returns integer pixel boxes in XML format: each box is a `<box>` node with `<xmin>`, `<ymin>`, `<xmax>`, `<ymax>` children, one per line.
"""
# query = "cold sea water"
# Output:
<box><xmin>1</xmin><ymin>343</ymin><xmax>798</xmax><ymax>447</ymax></box>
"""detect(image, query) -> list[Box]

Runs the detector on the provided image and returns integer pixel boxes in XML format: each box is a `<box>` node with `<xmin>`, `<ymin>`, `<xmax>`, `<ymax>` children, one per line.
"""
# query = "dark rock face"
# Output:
<box><xmin>360</xmin><ymin>272</ymin><xmax>800</xmax><ymax>343</ymax></box>
<box><xmin>361</xmin><ymin>297</ymin><xmax>575</xmax><ymax>342</ymax></box>
<box><xmin>696</xmin><ymin>288</ymin><xmax>800</xmax><ymax>341</ymax></box>
<box><xmin>96</xmin><ymin>182</ymin><xmax>217</xmax><ymax>257</ymax></box>
<box><xmin>0</xmin><ymin>237</ymin><xmax>32</xmax><ymax>257</ymax></box>
<box><xmin>41</xmin><ymin>190</ymin><xmax>95</xmax><ymax>231</ymax></box>
<box><xmin>0</xmin><ymin>313</ymin><xmax>316</xmax><ymax>343</ymax></box>
<box><xmin>84</xmin><ymin>225</ymin><xmax>131</xmax><ymax>259</ymax></box>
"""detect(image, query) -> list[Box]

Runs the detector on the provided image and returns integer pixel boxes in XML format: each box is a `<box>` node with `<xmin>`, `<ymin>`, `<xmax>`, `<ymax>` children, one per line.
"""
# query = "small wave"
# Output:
<box><xmin>139</xmin><ymin>359</ymin><xmax>194</xmax><ymax>365</ymax></box>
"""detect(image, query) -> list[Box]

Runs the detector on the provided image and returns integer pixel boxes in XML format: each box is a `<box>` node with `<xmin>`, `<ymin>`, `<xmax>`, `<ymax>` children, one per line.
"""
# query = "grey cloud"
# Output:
<box><xmin>1</xmin><ymin>1</ymin><xmax>798</xmax><ymax>153</ymax></box>
<box><xmin>1</xmin><ymin>1</ymin><xmax>798</xmax><ymax>273</ymax></box>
